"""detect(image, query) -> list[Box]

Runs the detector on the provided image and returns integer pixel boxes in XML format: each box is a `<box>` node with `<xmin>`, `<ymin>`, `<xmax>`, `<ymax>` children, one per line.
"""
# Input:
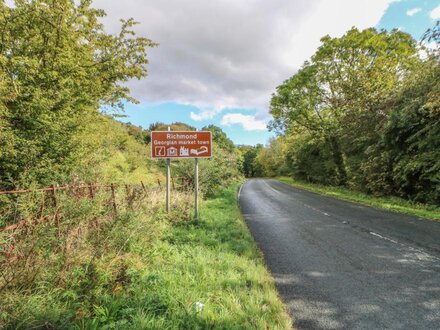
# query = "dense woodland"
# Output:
<box><xmin>244</xmin><ymin>24</ymin><xmax>440</xmax><ymax>205</ymax></box>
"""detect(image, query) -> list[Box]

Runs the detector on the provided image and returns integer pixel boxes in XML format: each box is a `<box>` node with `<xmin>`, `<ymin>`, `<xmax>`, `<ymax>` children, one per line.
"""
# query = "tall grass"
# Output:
<box><xmin>0</xmin><ymin>184</ymin><xmax>292</xmax><ymax>329</ymax></box>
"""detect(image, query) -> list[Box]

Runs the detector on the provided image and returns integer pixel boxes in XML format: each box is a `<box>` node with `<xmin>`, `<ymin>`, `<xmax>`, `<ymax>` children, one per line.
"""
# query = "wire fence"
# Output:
<box><xmin>0</xmin><ymin>177</ymin><xmax>192</xmax><ymax>232</ymax></box>
<box><xmin>0</xmin><ymin>176</ymin><xmax>193</xmax><ymax>291</ymax></box>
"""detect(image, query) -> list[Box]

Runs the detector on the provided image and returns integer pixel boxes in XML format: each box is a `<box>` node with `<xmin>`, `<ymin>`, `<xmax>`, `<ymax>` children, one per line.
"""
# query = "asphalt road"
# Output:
<box><xmin>239</xmin><ymin>179</ymin><xmax>440</xmax><ymax>330</ymax></box>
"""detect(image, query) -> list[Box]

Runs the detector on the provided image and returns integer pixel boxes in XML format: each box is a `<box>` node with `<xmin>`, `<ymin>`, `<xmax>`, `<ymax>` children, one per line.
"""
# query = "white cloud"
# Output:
<box><xmin>190</xmin><ymin>108</ymin><xmax>221</xmax><ymax>121</ymax></box>
<box><xmin>221</xmin><ymin>113</ymin><xmax>267</xmax><ymax>131</ymax></box>
<box><xmin>430</xmin><ymin>5</ymin><xmax>440</xmax><ymax>19</ymax></box>
<box><xmin>92</xmin><ymin>0</ymin><xmax>396</xmax><ymax>119</ymax></box>
<box><xmin>406</xmin><ymin>8</ymin><xmax>421</xmax><ymax>16</ymax></box>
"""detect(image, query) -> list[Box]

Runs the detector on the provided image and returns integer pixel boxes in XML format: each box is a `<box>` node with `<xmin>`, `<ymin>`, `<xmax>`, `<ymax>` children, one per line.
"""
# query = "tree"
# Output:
<box><xmin>202</xmin><ymin>124</ymin><xmax>235</xmax><ymax>152</ymax></box>
<box><xmin>270</xmin><ymin>27</ymin><xmax>418</xmax><ymax>187</ymax></box>
<box><xmin>0</xmin><ymin>0</ymin><xmax>156</xmax><ymax>188</ymax></box>
<box><xmin>363</xmin><ymin>55</ymin><xmax>440</xmax><ymax>203</ymax></box>
<box><xmin>173</xmin><ymin>125</ymin><xmax>241</xmax><ymax>197</ymax></box>
<box><xmin>255</xmin><ymin>137</ymin><xmax>289</xmax><ymax>177</ymax></box>
<box><xmin>241</xmin><ymin>144</ymin><xmax>263</xmax><ymax>178</ymax></box>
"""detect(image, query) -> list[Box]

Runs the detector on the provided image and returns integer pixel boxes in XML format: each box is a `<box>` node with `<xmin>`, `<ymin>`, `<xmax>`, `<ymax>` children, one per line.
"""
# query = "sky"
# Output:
<box><xmin>92</xmin><ymin>0</ymin><xmax>440</xmax><ymax>145</ymax></box>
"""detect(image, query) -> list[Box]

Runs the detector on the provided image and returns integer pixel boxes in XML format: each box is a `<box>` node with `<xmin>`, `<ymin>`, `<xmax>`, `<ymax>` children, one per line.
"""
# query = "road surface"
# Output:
<box><xmin>239</xmin><ymin>179</ymin><xmax>440</xmax><ymax>330</ymax></box>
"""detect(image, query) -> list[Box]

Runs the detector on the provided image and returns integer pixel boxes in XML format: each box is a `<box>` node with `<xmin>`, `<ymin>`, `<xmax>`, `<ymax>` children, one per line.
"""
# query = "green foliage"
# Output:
<box><xmin>365</xmin><ymin>57</ymin><xmax>440</xmax><ymax>203</ymax></box>
<box><xmin>202</xmin><ymin>124</ymin><xmax>235</xmax><ymax>152</ymax></box>
<box><xmin>0</xmin><ymin>0</ymin><xmax>156</xmax><ymax>188</ymax></box>
<box><xmin>240</xmin><ymin>144</ymin><xmax>264</xmax><ymax>178</ymax></box>
<box><xmin>255</xmin><ymin>138</ymin><xmax>289</xmax><ymax>178</ymax></box>
<box><xmin>124</xmin><ymin>122</ymin><xmax>151</xmax><ymax>145</ymax></box>
<box><xmin>1</xmin><ymin>184</ymin><xmax>292</xmax><ymax>329</ymax></box>
<box><xmin>173</xmin><ymin>130</ymin><xmax>243</xmax><ymax>197</ymax></box>
<box><xmin>285</xmin><ymin>134</ymin><xmax>341</xmax><ymax>185</ymax></box>
<box><xmin>269</xmin><ymin>27</ymin><xmax>419</xmax><ymax>187</ymax></box>
<box><xmin>72</xmin><ymin>116</ymin><xmax>161</xmax><ymax>185</ymax></box>
<box><xmin>266</xmin><ymin>25</ymin><xmax>440</xmax><ymax>205</ymax></box>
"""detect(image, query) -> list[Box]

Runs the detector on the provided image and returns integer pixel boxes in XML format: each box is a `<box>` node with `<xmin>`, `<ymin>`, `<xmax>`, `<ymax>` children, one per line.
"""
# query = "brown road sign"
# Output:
<box><xmin>151</xmin><ymin>131</ymin><xmax>212</xmax><ymax>159</ymax></box>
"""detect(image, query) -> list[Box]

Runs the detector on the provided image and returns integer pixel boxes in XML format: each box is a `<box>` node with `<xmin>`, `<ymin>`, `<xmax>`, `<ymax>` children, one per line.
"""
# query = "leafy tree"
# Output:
<box><xmin>202</xmin><ymin>124</ymin><xmax>235</xmax><ymax>152</ymax></box>
<box><xmin>241</xmin><ymin>144</ymin><xmax>263</xmax><ymax>178</ymax></box>
<box><xmin>270</xmin><ymin>27</ymin><xmax>418</xmax><ymax>187</ymax></box>
<box><xmin>0</xmin><ymin>0</ymin><xmax>156</xmax><ymax>188</ymax></box>
<box><xmin>174</xmin><ymin>146</ymin><xmax>242</xmax><ymax>197</ymax></box>
<box><xmin>363</xmin><ymin>55</ymin><xmax>440</xmax><ymax>203</ymax></box>
<box><xmin>255</xmin><ymin>137</ymin><xmax>289</xmax><ymax>177</ymax></box>
<box><xmin>124</xmin><ymin>122</ymin><xmax>151</xmax><ymax>145</ymax></box>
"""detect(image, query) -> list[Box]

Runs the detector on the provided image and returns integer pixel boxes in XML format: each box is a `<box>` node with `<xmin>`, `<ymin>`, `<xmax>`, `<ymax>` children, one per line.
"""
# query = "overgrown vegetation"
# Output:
<box><xmin>246</xmin><ymin>24</ymin><xmax>440</xmax><ymax>208</ymax></box>
<box><xmin>4</xmin><ymin>0</ymin><xmax>438</xmax><ymax>327</ymax></box>
<box><xmin>0</xmin><ymin>1</ymin><xmax>263</xmax><ymax>328</ymax></box>
<box><xmin>141</xmin><ymin>122</ymin><xmax>243</xmax><ymax>198</ymax></box>
<box><xmin>1</xmin><ymin>184</ymin><xmax>291</xmax><ymax>329</ymax></box>
<box><xmin>0</xmin><ymin>0</ymin><xmax>156</xmax><ymax>189</ymax></box>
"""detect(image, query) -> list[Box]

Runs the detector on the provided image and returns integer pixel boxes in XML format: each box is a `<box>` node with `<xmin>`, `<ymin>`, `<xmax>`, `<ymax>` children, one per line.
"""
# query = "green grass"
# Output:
<box><xmin>131</xmin><ymin>184</ymin><xmax>292</xmax><ymax>329</ymax></box>
<box><xmin>277</xmin><ymin>176</ymin><xmax>440</xmax><ymax>221</ymax></box>
<box><xmin>1</xmin><ymin>184</ymin><xmax>292</xmax><ymax>329</ymax></box>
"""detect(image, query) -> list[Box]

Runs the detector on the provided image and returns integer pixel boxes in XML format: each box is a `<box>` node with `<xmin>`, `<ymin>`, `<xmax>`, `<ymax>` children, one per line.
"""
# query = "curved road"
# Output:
<box><xmin>239</xmin><ymin>179</ymin><xmax>440</xmax><ymax>330</ymax></box>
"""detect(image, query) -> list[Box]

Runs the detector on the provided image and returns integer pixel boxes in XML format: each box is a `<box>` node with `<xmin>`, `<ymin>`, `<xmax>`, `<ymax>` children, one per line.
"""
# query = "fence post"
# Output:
<box><xmin>141</xmin><ymin>181</ymin><xmax>147</xmax><ymax>193</ymax></box>
<box><xmin>110</xmin><ymin>183</ymin><xmax>117</xmax><ymax>216</ymax></box>
<box><xmin>88</xmin><ymin>184</ymin><xmax>95</xmax><ymax>199</ymax></box>
<box><xmin>125</xmin><ymin>184</ymin><xmax>131</xmax><ymax>210</ymax></box>
<box><xmin>51</xmin><ymin>184</ymin><xmax>60</xmax><ymax>227</ymax></box>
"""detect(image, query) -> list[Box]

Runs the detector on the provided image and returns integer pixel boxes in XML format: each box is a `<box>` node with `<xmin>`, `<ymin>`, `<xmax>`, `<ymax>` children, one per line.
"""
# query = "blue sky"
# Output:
<box><xmin>118</xmin><ymin>102</ymin><xmax>269</xmax><ymax>145</ymax></box>
<box><xmin>105</xmin><ymin>0</ymin><xmax>440</xmax><ymax>146</ymax></box>
<box><xmin>378</xmin><ymin>0</ymin><xmax>440</xmax><ymax>39</ymax></box>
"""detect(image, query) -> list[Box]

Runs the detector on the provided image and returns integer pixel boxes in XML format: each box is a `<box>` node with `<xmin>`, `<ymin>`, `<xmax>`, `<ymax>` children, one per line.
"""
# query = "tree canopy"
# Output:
<box><xmin>263</xmin><ymin>26</ymin><xmax>440</xmax><ymax>204</ymax></box>
<box><xmin>0</xmin><ymin>0</ymin><xmax>156</xmax><ymax>188</ymax></box>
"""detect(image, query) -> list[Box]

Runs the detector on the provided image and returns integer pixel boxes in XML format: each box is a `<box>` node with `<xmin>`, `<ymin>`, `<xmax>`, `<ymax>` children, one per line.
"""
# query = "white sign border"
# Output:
<box><xmin>150</xmin><ymin>131</ymin><xmax>213</xmax><ymax>159</ymax></box>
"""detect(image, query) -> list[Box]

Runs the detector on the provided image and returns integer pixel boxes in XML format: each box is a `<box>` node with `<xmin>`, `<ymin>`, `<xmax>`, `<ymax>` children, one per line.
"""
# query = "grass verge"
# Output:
<box><xmin>1</xmin><ymin>184</ymin><xmax>292</xmax><ymax>329</ymax></box>
<box><xmin>140</xmin><ymin>183</ymin><xmax>292</xmax><ymax>329</ymax></box>
<box><xmin>277</xmin><ymin>176</ymin><xmax>440</xmax><ymax>221</ymax></box>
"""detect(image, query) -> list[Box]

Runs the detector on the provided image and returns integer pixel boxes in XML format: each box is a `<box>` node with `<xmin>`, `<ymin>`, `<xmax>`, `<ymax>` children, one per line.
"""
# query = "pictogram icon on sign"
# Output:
<box><xmin>190</xmin><ymin>146</ymin><xmax>209</xmax><ymax>156</ymax></box>
<box><xmin>155</xmin><ymin>146</ymin><xmax>166</xmax><ymax>157</ymax></box>
<box><xmin>167</xmin><ymin>147</ymin><xmax>178</xmax><ymax>157</ymax></box>
<box><xmin>179</xmin><ymin>146</ymin><xmax>189</xmax><ymax>156</ymax></box>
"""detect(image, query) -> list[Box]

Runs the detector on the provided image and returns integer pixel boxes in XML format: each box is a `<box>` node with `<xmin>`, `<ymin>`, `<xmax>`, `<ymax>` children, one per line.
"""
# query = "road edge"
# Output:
<box><xmin>236</xmin><ymin>179</ymin><xmax>295</xmax><ymax>329</ymax></box>
<box><xmin>276</xmin><ymin>177</ymin><xmax>440</xmax><ymax>222</ymax></box>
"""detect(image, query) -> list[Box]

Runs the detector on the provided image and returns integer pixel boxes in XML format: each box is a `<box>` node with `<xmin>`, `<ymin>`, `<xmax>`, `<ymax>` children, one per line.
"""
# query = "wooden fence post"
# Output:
<box><xmin>110</xmin><ymin>183</ymin><xmax>117</xmax><ymax>216</ymax></box>
<box><xmin>51</xmin><ymin>184</ymin><xmax>60</xmax><ymax>227</ymax></box>
<box><xmin>125</xmin><ymin>184</ymin><xmax>131</xmax><ymax>211</ymax></box>
<box><xmin>88</xmin><ymin>184</ymin><xmax>95</xmax><ymax>199</ymax></box>
<box><xmin>141</xmin><ymin>181</ymin><xmax>147</xmax><ymax>193</ymax></box>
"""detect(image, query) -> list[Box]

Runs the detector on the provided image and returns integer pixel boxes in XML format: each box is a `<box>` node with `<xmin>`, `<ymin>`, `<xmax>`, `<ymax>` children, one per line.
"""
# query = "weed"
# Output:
<box><xmin>0</xmin><ymin>184</ymin><xmax>292</xmax><ymax>329</ymax></box>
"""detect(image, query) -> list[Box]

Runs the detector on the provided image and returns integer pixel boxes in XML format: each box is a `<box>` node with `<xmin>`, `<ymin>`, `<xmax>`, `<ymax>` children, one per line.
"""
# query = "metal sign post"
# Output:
<box><xmin>166</xmin><ymin>157</ymin><xmax>170</xmax><ymax>212</ymax></box>
<box><xmin>166</xmin><ymin>127</ymin><xmax>171</xmax><ymax>212</ymax></box>
<box><xmin>194</xmin><ymin>157</ymin><xmax>199</xmax><ymax>220</ymax></box>
<box><xmin>150</xmin><ymin>130</ymin><xmax>212</xmax><ymax>218</ymax></box>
